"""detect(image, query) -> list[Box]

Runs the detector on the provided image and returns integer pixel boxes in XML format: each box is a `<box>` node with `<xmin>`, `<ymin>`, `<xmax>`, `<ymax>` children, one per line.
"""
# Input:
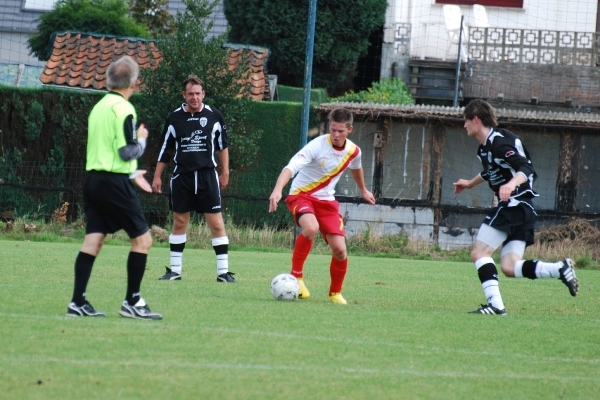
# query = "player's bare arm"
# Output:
<box><xmin>350</xmin><ymin>168</ymin><xmax>375</xmax><ymax>205</ymax></box>
<box><xmin>269</xmin><ymin>168</ymin><xmax>293</xmax><ymax>213</ymax></box>
<box><xmin>217</xmin><ymin>148</ymin><xmax>230</xmax><ymax>189</ymax></box>
<box><xmin>152</xmin><ymin>161</ymin><xmax>167</xmax><ymax>193</ymax></box>
<box><xmin>133</xmin><ymin>170</ymin><xmax>152</xmax><ymax>193</ymax></box>
<box><xmin>453</xmin><ymin>174</ymin><xmax>485</xmax><ymax>194</ymax></box>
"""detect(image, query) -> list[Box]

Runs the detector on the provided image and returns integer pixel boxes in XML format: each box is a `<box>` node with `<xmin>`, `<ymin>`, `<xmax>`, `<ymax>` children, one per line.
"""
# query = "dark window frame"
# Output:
<box><xmin>436</xmin><ymin>0</ymin><xmax>524</xmax><ymax>7</ymax></box>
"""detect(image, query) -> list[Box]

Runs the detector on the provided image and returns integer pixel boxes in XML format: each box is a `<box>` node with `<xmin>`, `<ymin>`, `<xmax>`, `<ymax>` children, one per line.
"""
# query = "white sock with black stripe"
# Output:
<box><xmin>169</xmin><ymin>233</ymin><xmax>187</xmax><ymax>274</ymax></box>
<box><xmin>475</xmin><ymin>257</ymin><xmax>505</xmax><ymax>310</ymax></box>
<box><xmin>212</xmin><ymin>236</ymin><xmax>229</xmax><ymax>276</ymax></box>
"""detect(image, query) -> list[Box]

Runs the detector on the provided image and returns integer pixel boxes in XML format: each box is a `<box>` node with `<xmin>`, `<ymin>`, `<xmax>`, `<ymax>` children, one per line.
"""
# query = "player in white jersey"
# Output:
<box><xmin>268</xmin><ymin>108</ymin><xmax>376</xmax><ymax>304</ymax></box>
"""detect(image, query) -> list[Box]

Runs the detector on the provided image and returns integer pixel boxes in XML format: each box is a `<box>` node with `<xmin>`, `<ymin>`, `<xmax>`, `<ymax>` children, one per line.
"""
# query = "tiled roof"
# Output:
<box><xmin>225</xmin><ymin>43</ymin><xmax>271</xmax><ymax>100</ymax></box>
<box><xmin>40</xmin><ymin>32</ymin><xmax>270</xmax><ymax>101</ymax></box>
<box><xmin>315</xmin><ymin>102</ymin><xmax>600</xmax><ymax>127</ymax></box>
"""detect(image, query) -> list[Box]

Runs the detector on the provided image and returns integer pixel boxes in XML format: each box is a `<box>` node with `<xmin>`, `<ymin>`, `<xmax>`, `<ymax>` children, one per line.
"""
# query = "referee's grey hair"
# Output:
<box><xmin>106</xmin><ymin>56</ymin><xmax>140</xmax><ymax>90</ymax></box>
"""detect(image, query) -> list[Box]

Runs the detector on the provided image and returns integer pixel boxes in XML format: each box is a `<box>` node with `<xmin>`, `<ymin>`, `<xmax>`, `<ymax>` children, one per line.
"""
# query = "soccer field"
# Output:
<box><xmin>0</xmin><ymin>240</ymin><xmax>598</xmax><ymax>399</ymax></box>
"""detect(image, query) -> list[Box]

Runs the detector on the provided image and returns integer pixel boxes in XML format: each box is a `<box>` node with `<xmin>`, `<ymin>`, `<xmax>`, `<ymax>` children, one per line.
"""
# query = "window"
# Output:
<box><xmin>22</xmin><ymin>0</ymin><xmax>57</xmax><ymax>11</ymax></box>
<box><xmin>436</xmin><ymin>0</ymin><xmax>523</xmax><ymax>7</ymax></box>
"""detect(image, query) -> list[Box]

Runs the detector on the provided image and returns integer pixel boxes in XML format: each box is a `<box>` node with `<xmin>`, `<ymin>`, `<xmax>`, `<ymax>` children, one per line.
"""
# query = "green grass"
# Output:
<box><xmin>1</xmin><ymin>239</ymin><xmax>599</xmax><ymax>399</ymax></box>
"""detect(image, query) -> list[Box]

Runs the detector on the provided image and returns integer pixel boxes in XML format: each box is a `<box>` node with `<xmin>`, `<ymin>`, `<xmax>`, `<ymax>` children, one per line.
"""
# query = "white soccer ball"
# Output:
<box><xmin>270</xmin><ymin>273</ymin><xmax>300</xmax><ymax>301</ymax></box>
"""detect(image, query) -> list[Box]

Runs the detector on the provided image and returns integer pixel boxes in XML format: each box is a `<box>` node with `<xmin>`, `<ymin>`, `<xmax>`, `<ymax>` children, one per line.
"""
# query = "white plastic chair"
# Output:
<box><xmin>472</xmin><ymin>4</ymin><xmax>490</xmax><ymax>28</ymax></box>
<box><xmin>442</xmin><ymin>5</ymin><xmax>469</xmax><ymax>62</ymax></box>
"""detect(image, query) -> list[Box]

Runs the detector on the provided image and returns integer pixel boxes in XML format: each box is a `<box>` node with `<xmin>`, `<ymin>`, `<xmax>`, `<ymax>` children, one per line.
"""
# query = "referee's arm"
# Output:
<box><xmin>118</xmin><ymin>115</ymin><xmax>146</xmax><ymax>161</ymax></box>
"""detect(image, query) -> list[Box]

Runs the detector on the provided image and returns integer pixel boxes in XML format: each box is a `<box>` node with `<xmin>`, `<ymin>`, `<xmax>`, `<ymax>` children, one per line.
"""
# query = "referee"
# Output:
<box><xmin>66</xmin><ymin>56</ymin><xmax>162</xmax><ymax>319</ymax></box>
<box><xmin>152</xmin><ymin>75</ymin><xmax>235</xmax><ymax>283</ymax></box>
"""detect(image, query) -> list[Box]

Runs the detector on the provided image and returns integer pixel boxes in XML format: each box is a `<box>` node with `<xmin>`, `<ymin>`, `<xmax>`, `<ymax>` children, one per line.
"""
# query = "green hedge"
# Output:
<box><xmin>0</xmin><ymin>84</ymin><xmax>322</xmax><ymax>228</ymax></box>
<box><xmin>277</xmin><ymin>85</ymin><xmax>328</xmax><ymax>104</ymax></box>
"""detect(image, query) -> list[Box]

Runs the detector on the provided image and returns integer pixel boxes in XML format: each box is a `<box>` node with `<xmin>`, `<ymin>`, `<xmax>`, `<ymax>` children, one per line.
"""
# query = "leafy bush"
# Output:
<box><xmin>328</xmin><ymin>78</ymin><xmax>414</xmax><ymax>105</ymax></box>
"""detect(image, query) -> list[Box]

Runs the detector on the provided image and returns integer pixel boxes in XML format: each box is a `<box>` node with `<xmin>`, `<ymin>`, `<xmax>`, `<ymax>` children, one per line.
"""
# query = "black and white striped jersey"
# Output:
<box><xmin>477</xmin><ymin>127</ymin><xmax>538</xmax><ymax>203</ymax></box>
<box><xmin>157</xmin><ymin>103</ymin><xmax>228</xmax><ymax>174</ymax></box>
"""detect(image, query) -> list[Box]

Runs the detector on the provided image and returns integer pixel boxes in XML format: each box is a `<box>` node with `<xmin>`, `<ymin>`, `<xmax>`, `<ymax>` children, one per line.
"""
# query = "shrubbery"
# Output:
<box><xmin>328</xmin><ymin>78</ymin><xmax>413</xmax><ymax>105</ymax></box>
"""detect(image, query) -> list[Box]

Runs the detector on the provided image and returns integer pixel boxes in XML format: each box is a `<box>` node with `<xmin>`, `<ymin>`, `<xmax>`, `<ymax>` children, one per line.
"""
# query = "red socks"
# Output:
<box><xmin>291</xmin><ymin>234</ymin><xmax>313</xmax><ymax>278</ymax></box>
<box><xmin>329</xmin><ymin>257</ymin><xmax>348</xmax><ymax>295</ymax></box>
<box><xmin>292</xmin><ymin>234</ymin><xmax>348</xmax><ymax>295</ymax></box>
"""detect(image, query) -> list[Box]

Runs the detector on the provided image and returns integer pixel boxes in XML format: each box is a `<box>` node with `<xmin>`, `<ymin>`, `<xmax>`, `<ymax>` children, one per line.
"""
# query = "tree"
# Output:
<box><xmin>129</xmin><ymin>0</ymin><xmax>175</xmax><ymax>37</ymax></box>
<box><xmin>223</xmin><ymin>0</ymin><xmax>387</xmax><ymax>95</ymax></box>
<box><xmin>139</xmin><ymin>0</ymin><xmax>260</xmax><ymax>172</ymax></box>
<box><xmin>28</xmin><ymin>0</ymin><xmax>150</xmax><ymax>61</ymax></box>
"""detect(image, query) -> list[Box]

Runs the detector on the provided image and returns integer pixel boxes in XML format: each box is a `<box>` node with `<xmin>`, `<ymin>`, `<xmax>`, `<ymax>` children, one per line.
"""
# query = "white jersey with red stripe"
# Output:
<box><xmin>285</xmin><ymin>134</ymin><xmax>362</xmax><ymax>201</ymax></box>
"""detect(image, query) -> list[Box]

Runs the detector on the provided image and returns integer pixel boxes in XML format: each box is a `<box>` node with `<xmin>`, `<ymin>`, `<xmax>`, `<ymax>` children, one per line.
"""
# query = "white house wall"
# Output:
<box><xmin>389</xmin><ymin>0</ymin><xmax>598</xmax><ymax>61</ymax></box>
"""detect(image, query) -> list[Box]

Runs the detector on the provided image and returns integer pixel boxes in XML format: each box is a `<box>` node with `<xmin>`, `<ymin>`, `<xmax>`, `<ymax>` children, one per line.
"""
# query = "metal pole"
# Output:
<box><xmin>453</xmin><ymin>15</ymin><xmax>464</xmax><ymax>108</ymax></box>
<box><xmin>295</xmin><ymin>0</ymin><xmax>317</xmax><ymax>245</ymax></box>
<box><xmin>300</xmin><ymin>0</ymin><xmax>317</xmax><ymax>149</ymax></box>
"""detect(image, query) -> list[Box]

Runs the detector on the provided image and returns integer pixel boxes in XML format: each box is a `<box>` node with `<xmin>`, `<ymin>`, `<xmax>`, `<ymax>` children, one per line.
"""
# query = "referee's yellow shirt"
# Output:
<box><xmin>86</xmin><ymin>92</ymin><xmax>137</xmax><ymax>174</ymax></box>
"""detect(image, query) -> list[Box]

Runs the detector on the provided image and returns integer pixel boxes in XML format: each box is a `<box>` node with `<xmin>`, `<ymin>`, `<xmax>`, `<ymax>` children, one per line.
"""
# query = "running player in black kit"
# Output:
<box><xmin>454</xmin><ymin>99</ymin><xmax>578</xmax><ymax>315</ymax></box>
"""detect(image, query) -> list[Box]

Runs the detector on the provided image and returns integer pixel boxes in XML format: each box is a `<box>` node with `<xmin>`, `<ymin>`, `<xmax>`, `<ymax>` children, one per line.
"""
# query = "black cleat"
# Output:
<box><xmin>559</xmin><ymin>258</ymin><xmax>579</xmax><ymax>297</ymax></box>
<box><xmin>468</xmin><ymin>303</ymin><xmax>507</xmax><ymax>315</ymax></box>
<box><xmin>159</xmin><ymin>267</ymin><xmax>181</xmax><ymax>281</ymax></box>
<box><xmin>67</xmin><ymin>301</ymin><xmax>106</xmax><ymax>317</ymax></box>
<box><xmin>217</xmin><ymin>272</ymin><xmax>236</xmax><ymax>282</ymax></box>
<box><xmin>119</xmin><ymin>298</ymin><xmax>162</xmax><ymax>320</ymax></box>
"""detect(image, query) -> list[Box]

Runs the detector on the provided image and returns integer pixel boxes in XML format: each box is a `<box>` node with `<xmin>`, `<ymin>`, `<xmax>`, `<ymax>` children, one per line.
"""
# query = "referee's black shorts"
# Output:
<box><xmin>83</xmin><ymin>171</ymin><xmax>149</xmax><ymax>238</ymax></box>
<box><xmin>169</xmin><ymin>169</ymin><xmax>222</xmax><ymax>214</ymax></box>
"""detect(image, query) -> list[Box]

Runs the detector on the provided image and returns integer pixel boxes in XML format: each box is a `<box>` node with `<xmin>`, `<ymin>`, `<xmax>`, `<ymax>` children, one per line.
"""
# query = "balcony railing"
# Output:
<box><xmin>468</xmin><ymin>27</ymin><xmax>598</xmax><ymax>66</ymax></box>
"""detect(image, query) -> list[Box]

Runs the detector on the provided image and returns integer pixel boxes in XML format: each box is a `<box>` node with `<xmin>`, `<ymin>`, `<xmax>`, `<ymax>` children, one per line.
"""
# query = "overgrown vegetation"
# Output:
<box><xmin>328</xmin><ymin>78</ymin><xmax>414</xmax><ymax>105</ymax></box>
<box><xmin>1</xmin><ymin>209</ymin><xmax>599</xmax><ymax>268</ymax></box>
<box><xmin>28</xmin><ymin>0</ymin><xmax>150</xmax><ymax>61</ymax></box>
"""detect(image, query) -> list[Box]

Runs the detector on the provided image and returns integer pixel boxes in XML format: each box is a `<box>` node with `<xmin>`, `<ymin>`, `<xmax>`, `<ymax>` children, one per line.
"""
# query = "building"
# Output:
<box><xmin>0</xmin><ymin>0</ymin><xmax>228</xmax><ymax>87</ymax></box>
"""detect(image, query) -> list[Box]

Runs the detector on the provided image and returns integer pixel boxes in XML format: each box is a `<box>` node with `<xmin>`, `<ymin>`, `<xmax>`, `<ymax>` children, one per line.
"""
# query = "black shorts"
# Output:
<box><xmin>482</xmin><ymin>201</ymin><xmax>536</xmax><ymax>246</ymax></box>
<box><xmin>83</xmin><ymin>171</ymin><xmax>149</xmax><ymax>238</ymax></box>
<box><xmin>169</xmin><ymin>169</ymin><xmax>222</xmax><ymax>214</ymax></box>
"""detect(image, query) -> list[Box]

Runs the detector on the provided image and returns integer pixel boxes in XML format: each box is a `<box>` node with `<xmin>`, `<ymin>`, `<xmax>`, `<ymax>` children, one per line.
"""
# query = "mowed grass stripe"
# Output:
<box><xmin>1</xmin><ymin>316</ymin><xmax>599</xmax><ymax>367</ymax></box>
<box><xmin>2</xmin><ymin>354</ymin><xmax>599</xmax><ymax>383</ymax></box>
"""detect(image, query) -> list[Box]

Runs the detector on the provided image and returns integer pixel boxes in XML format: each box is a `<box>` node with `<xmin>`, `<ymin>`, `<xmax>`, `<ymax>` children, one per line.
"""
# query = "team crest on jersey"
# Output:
<box><xmin>505</xmin><ymin>150</ymin><xmax>515</xmax><ymax>158</ymax></box>
<box><xmin>199</xmin><ymin>117</ymin><xmax>208</xmax><ymax>127</ymax></box>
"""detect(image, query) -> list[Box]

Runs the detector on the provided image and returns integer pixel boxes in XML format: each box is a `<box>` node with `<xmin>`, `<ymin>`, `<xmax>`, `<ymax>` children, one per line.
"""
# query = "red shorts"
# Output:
<box><xmin>285</xmin><ymin>193</ymin><xmax>345</xmax><ymax>238</ymax></box>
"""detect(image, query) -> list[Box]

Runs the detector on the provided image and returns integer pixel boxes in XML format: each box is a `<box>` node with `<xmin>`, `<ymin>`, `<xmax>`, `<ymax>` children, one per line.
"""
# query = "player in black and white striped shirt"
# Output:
<box><xmin>152</xmin><ymin>75</ymin><xmax>235</xmax><ymax>283</ymax></box>
<box><xmin>453</xmin><ymin>99</ymin><xmax>578</xmax><ymax>315</ymax></box>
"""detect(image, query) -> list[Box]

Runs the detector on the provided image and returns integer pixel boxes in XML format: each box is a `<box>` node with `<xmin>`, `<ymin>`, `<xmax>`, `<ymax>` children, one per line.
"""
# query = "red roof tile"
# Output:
<box><xmin>40</xmin><ymin>32</ymin><xmax>271</xmax><ymax>101</ymax></box>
